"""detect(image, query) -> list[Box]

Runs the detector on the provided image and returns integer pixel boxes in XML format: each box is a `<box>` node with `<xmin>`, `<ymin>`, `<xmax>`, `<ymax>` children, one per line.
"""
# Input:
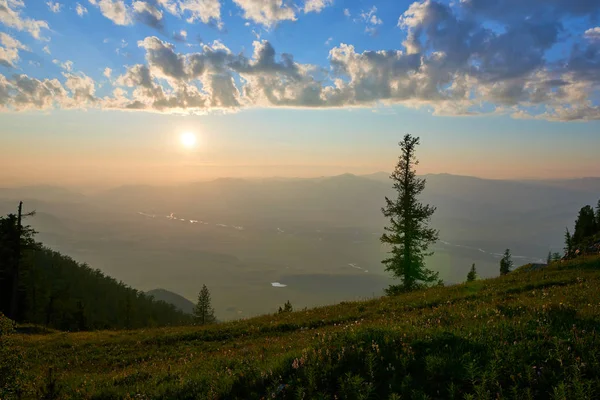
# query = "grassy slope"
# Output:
<box><xmin>11</xmin><ymin>256</ymin><xmax>600</xmax><ymax>399</ymax></box>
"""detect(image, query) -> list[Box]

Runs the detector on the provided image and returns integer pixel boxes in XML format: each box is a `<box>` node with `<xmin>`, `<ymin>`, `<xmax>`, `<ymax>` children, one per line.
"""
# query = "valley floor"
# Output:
<box><xmin>6</xmin><ymin>256</ymin><xmax>600</xmax><ymax>399</ymax></box>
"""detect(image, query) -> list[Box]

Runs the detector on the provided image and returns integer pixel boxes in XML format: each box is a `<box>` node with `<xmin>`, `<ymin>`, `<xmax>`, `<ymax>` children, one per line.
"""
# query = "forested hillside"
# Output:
<box><xmin>0</xmin><ymin>211</ymin><xmax>191</xmax><ymax>331</ymax></box>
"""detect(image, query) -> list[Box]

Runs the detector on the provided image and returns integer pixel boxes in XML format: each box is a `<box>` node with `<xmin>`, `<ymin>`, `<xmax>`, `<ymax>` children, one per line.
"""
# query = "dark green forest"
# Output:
<box><xmin>0</xmin><ymin>205</ymin><xmax>191</xmax><ymax>331</ymax></box>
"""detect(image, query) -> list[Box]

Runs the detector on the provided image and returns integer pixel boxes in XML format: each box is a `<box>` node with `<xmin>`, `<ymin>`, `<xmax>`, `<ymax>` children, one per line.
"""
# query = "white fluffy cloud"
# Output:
<box><xmin>232</xmin><ymin>0</ymin><xmax>296</xmax><ymax>27</ymax></box>
<box><xmin>304</xmin><ymin>0</ymin><xmax>333</xmax><ymax>14</ymax></box>
<box><xmin>88</xmin><ymin>0</ymin><xmax>132</xmax><ymax>25</ymax></box>
<box><xmin>0</xmin><ymin>32</ymin><xmax>28</xmax><ymax>67</ymax></box>
<box><xmin>0</xmin><ymin>0</ymin><xmax>50</xmax><ymax>39</ymax></box>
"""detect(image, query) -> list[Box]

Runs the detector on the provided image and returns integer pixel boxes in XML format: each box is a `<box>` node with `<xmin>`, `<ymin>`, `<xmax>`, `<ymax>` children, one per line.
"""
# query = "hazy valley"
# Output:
<box><xmin>1</xmin><ymin>173</ymin><xmax>597</xmax><ymax>320</ymax></box>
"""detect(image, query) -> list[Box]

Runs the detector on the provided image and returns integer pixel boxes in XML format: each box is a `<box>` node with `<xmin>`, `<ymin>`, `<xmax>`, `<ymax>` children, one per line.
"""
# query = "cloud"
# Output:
<box><xmin>157</xmin><ymin>0</ymin><xmax>221</xmax><ymax>25</ymax></box>
<box><xmin>104</xmin><ymin>67</ymin><xmax>112</xmax><ymax>78</ymax></box>
<box><xmin>460</xmin><ymin>0</ymin><xmax>600</xmax><ymax>22</ymax></box>
<box><xmin>2</xmin><ymin>0</ymin><xmax>600</xmax><ymax>121</ymax></box>
<box><xmin>232</xmin><ymin>0</ymin><xmax>296</xmax><ymax>27</ymax></box>
<box><xmin>63</xmin><ymin>72</ymin><xmax>97</xmax><ymax>104</ymax></box>
<box><xmin>0</xmin><ymin>0</ymin><xmax>50</xmax><ymax>39</ymax></box>
<box><xmin>173</xmin><ymin>29</ymin><xmax>188</xmax><ymax>42</ymax></box>
<box><xmin>43</xmin><ymin>45</ymin><xmax>51</xmax><ymax>54</ymax></box>
<box><xmin>324</xmin><ymin>37</ymin><xmax>332</xmax><ymax>46</ymax></box>
<box><xmin>88</xmin><ymin>0</ymin><xmax>132</xmax><ymax>25</ymax></box>
<box><xmin>132</xmin><ymin>0</ymin><xmax>163</xmax><ymax>29</ymax></box>
<box><xmin>7</xmin><ymin>74</ymin><xmax>68</xmax><ymax>110</ymax></box>
<box><xmin>358</xmin><ymin>6</ymin><xmax>382</xmax><ymax>35</ymax></box>
<box><xmin>585</xmin><ymin>27</ymin><xmax>600</xmax><ymax>41</ymax></box>
<box><xmin>0</xmin><ymin>32</ymin><xmax>28</xmax><ymax>67</ymax></box>
<box><xmin>46</xmin><ymin>1</ymin><xmax>62</xmax><ymax>13</ymax></box>
<box><xmin>76</xmin><ymin>3</ymin><xmax>88</xmax><ymax>16</ymax></box>
<box><xmin>53</xmin><ymin>59</ymin><xmax>74</xmax><ymax>71</ymax></box>
<box><xmin>304</xmin><ymin>0</ymin><xmax>333</xmax><ymax>14</ymax></box>
<box><xmin>343</xmin><ymin>8</ymin><xmax>350</xmax><ymax>17</ymax></box>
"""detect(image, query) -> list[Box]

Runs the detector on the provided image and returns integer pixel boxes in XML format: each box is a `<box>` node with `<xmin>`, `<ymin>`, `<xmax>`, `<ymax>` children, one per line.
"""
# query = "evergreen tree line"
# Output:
<box><xmin>0</xmin><ymin>209</ymin><xmax>192</xmax><ymax>331</ymax></box>
<box><xmin>566</xmin><ymin>200</ymin><xmax>600</xmax><ymax>258</ymax></box>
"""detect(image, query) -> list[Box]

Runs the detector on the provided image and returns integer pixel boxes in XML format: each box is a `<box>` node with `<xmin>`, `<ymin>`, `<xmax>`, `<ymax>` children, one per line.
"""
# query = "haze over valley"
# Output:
<box><xmin>2</xmin><ymin>173</ymin><xmax>597</xmax><ymax>319</ymax></box>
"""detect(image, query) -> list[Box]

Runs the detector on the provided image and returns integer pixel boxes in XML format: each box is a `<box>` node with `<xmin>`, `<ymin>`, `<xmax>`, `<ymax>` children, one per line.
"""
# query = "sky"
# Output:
<box><xmin>0</xmin><ymin>0</ymin><xmax>599</xmax><ymax>187</ymax></box>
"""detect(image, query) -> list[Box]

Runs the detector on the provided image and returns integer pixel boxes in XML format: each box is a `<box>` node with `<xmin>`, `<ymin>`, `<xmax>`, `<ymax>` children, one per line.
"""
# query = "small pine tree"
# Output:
<box><xmin>381</xmin><ymin>134</ymin><xmax>439</xmax><ymax>294</ymax></box>
<box><xmin>278</xmin><ymin>300</ymin><xmax>293</xmax><ymax>314</ymax></box>
<box><xmin>500</xmin><ymin>249</ymin><xmax>512</xmax><ymax>276</ymax></box>
<box><xmin>466</xmin><ymin>264</ymin><xmax>477</xmax><ymax>282</ymax></box>
<box><xmin>552</xmin><ymin>252</ymin><xmax>562</xmax><ymax>262</ymax></box>
<box><xmin>546</xmin><ymin>251</ymin><xmax>552</xmax><ymax>265</ymax></box>
<box><xmin>564</xmin><ymin>228</ymin><xmax>574</xmax><ymax>259</ymax></box>
<box><xmin>194</xmin><ymin>285</ymin><xmax>216</xmax><ymax>325</ymax></box>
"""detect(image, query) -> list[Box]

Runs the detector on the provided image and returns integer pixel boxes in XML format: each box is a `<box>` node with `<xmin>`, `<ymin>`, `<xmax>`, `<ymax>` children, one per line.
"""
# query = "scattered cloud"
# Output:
<box><xmin>88</xmin><ymin>0</ymin><xmax>132</xmax><ymax>25</ymax></box>
<box><xmin>343</xmin><ymin>8</ymin><xmax>350</xmax><ymax>17</ymax></box>
<box><xmin>53</xmin><ymin>59</ymin><xmax>74</xmax><ymax>71</ymax></box>
<box><xmin>43</xmin><ymin>45</ymin><xmax>51</xmax><ymax>54</ymax></box>
<box><xmin>157</xmin><ymin>0</ymin><xmax>221</xmax><ymax>26</ymax></box>
<box><xmin>358</xmin><ymin>6</ymin><xmax>382</xmax><ymax>35</ymax></box>
<box><xmin>0</xmin><ymin>0</ymin><xmax>50</xmax><ymax>39</ymax></box>
<box><xmin>0</xmin><ymin>32</ymin><xmax>28</xmax><ymax>68</ymax></box>
<box><xmin>324</xmin><ymin>37</ymin><xmax>332</xmax><ymax>46</ymax></box>
<box><xmin>232</xmin><ymin>0</ymin><xmax>296</xmax><ymax>27</ymax></box>
<box><xmin>76</xmin><ymin>3</ymin><xmax>88</xmax><ymax>16</ymax></box>
<box><xmin>46</xmin><ymin>1</ymin><xmax>62</xmax><ymax>13</ymax></box>
<box><xmin>132</xmin><ymin>1</ymin><xmax>163</xmax><ymax>29</ymax></box>
<box><xmin>173</xmin><ymin>29</ymin><xmax>187</xmax><ymax>42</ymax></box>
<box><xmin>304</xmin><ymin>0</ymin><xmax>333</xmax><ymax>14</ymax></box>
<box><xmin>1</xmin><ymin>0</ymin><xmax>600</xmax><ymax>121</ymax></box>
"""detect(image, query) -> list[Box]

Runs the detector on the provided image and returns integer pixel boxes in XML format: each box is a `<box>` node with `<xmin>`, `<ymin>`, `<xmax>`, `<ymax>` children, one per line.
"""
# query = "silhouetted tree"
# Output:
<box><xmin>564</xmin><ymin>228</ymin><xmax>574</xmax><ymax>259</ymax></box>
<box><xmin>381</xmin><ymin>134</ymin><xmax>439</xmax><ymax>294</ymax></box>
<box><xmin>0</xmin><ymin>204</ymin><xmax>37</xmax><ymax>320</ymax></box>
<box><xmin>278</xmin><ymin>300</ymin><xmax>293</xmax><ymax>314</ymax></box>
<box><xmin>500</xmin><ymin>249</ymin><xmax>512</xmax><ymax>276</ymax></box>
<box><xmin>194</xmin><ymin>285</ymin><xmax>216</xmax><ymax>325</ymax></box>
<box><xmin>552</xmin><ymin>252</ymin><xmax>562</xmax><ymax>262</ymax></box>
<box><xmin>573</xmin><ymin>205</ymin><xmax>597</xmax><ymax>247</ymax></box>
<box><xmin>547</xmin><ymin>251</ymin><xmax>552</xmax><ymax>265</ymax></box>
<box><xmin>466</xmin><ymin>264</ymin><xmax>477</xmax><ymax>282</ymax></box>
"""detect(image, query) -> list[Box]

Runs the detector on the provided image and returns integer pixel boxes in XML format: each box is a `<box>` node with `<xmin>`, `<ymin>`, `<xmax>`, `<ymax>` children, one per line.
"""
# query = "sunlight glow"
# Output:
<box><xmin>180</xmin><ymin>132</ymin><xmax>197</xmax><ymax>148</ymax></box>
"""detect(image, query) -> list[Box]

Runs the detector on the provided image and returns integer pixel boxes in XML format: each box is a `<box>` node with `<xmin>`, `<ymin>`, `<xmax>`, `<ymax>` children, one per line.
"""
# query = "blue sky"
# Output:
<box><xmin>1</xmin><ymin>0</ymin><xmax>599</xmax><ymax>186</ymax></box>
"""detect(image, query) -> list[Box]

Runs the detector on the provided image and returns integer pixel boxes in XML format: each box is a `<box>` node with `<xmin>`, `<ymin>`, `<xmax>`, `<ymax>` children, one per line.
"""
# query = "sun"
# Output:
<box><xmin>180</xmin><ymin>132</ymin><xmax>197</xmax><ymax>148</ymax></box>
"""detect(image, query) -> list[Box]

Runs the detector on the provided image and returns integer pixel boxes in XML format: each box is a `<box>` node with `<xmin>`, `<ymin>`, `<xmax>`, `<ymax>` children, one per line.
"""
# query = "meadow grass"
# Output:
<box><xmin>6</xmin><ymin>256</ymin><xmax>600</xmax><ymax>399</ymax></box>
